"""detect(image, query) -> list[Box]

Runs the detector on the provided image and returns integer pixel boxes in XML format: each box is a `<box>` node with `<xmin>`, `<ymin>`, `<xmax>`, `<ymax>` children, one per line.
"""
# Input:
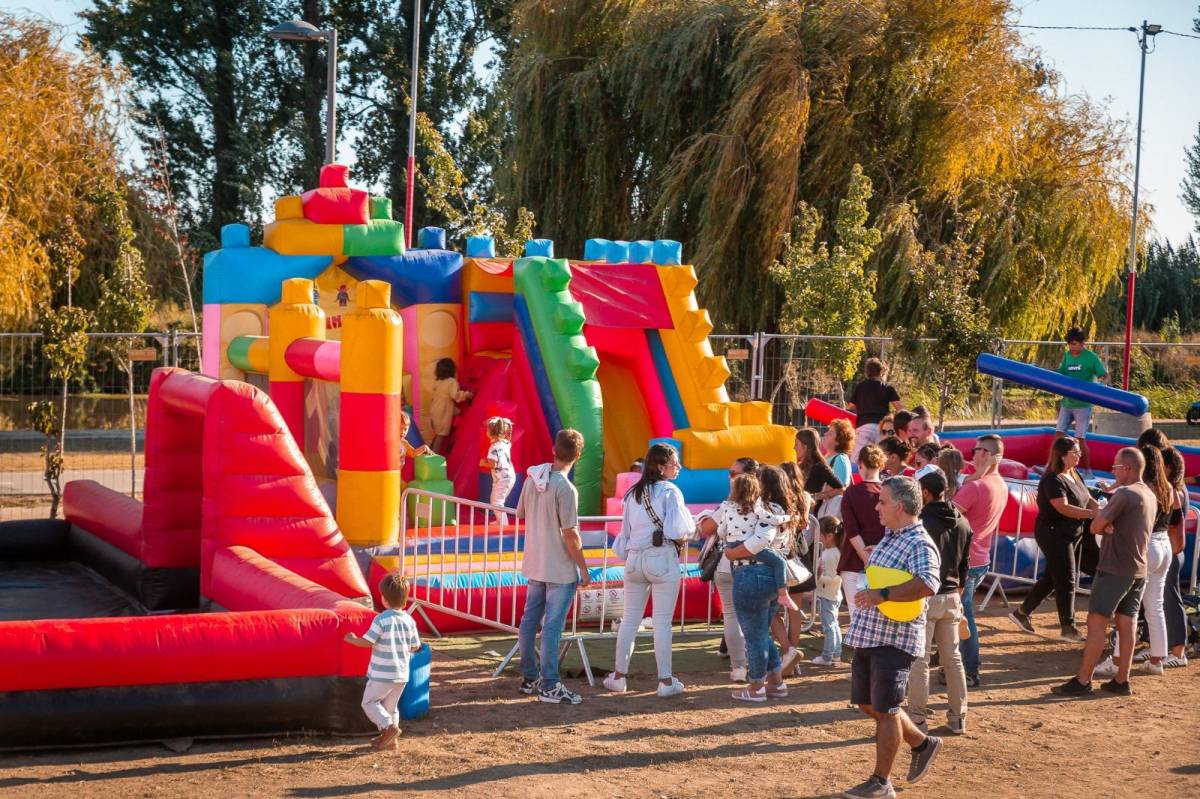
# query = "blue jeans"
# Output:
<box><xmin>518</xmin><ymin>579</ymin><xmax>577</xmax><ymax>685</ymax></box>
<box><xmin>818</xmin><ymin>596</ymin><xmax>842</xmax><ymax>660</ymax></box>
<box><xmin>732</xmin><ymin>563</ymin><xmax>781</xmax><ymax>682</ymax></box>
<box><xmin>1055</xmin><ymin>405</ymin><xmax>1093</xmax><ymax>438</ymax></box>
<box><xmin>961</xmin><ymin>565</ymin><xmax>988</xmax><ymax>677</ymax></box>
<box><xmin>754</xmin><ymin>547</ymin><xmax>788</xmax><ymax>591</ymax></box>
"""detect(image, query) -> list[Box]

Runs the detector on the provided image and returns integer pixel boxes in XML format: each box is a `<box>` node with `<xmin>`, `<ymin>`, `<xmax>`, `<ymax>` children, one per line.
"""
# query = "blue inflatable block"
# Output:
<box><xmin>584</xmin><ymin>238</ymin><xmax>611</xmax><ymax>261</ymax></box>
<box><xmin>525</xmin><ymin>238</ymin><xmax>554</xmax><ymax>258</ymax></box>
<box><xmin>628</xmin><ymin>240</ymin><xmax>653</xmax><ymax>263</ymax></box>
<box><xmin>647</xmin><ymin>437</ymin><xmax>730</xmax><ymax>503</ymax></box>
<box><xmin>399</xmin><ymin>643</ymin><xmax>431</xmax><ymax>719</ymax></box>
<box><xmin>646</xmin><ymin>330</ymin><xmax>690</xmax><ymax>430</ymax></box>
<box><xmin>605</xmin><ymin>240</ymin><xmax>630</xmax><ymax>264</ymax></box>
<box><xmin>976</xmin><ymin>353</ymin><xmax>1149</xmax><ymax>417</ymax></box>
<box><xmin>468</xmin><ymin>291</ymin><xmax>515</xmax><ymax>323</ymax></box>
<box><xmin>203</xmin><ymin>247</ymin><xmax>332</xmax><ymax>305</ymax></box>
<box><xmin>221</xmin><ymin>223</ymin><xmax>251</xmax><ymax>249</ymax></box>
<box><xmin>514</xmin><ymin>294</ymin><xmax>564</xmax><ymax>437</ymax></box>
<box><xmin>466</xmin><ymin>235</ymin><xmax>496</xmax><ymax>258</ymax></box>
<box><xmin>344</xmin><ymin>250</ymin><xmax>464</xmax><ymax>307</ymax></box>
<box><xmin>417</xmin><ymin>226</ymin><xmax>446</xmax><ymax>249</ymax></box>
<box><xmin>652</xmin><ymin>239</ymin><xmax>683</xmax><ymax>266</ymax></box>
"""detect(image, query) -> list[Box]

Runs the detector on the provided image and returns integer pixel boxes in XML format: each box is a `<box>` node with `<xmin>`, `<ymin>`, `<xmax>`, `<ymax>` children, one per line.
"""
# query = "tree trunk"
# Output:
<box><xmin>209</xmin><ymin>0</ymin><xmax>242</xmax><ymax>238</ymax></box>
<box><xmin>300</xmin><ymin>0</ymin><xmax>326</xmax><ymax>182</ymax></box>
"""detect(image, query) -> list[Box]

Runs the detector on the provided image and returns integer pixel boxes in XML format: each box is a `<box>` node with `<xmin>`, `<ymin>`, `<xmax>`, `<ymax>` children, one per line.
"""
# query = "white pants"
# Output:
<box><xmin>614</xmin><ymin>547</ymin><xmax>681</xmax><ymax>679</ymax></box>
<box><xmin>715</xmin><ymin>568</ymin><xmax>748</xmax><ymax>669</ymax></box>
<box><xmin>1113</xmin><ymin>532</ymin><xmax>1173</xmax><ymax>659</ymax></box>
<box><xmin>361</xmin><ymin>678</ymin><xmax>407</xmax><ymax>730</ymax></box>
<box><xmin>491</xmin><ymin>473</ymin><xmax>515</xmax><ymax>527</ymax></box>
<box><xmin>841</xmin><ymin>570</ymin><xmax>863</xmax><ymax>623</ymax></box>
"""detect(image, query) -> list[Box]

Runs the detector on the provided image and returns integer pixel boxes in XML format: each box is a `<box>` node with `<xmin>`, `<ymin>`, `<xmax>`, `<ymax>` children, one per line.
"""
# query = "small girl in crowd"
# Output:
<box><xmin>714</xmin><ymin>473</ymin><xmax>798</xmax><ymax>611</ymax></box>
<box><xmin>482</xmin><ymin>416</ymin><xmax>515</xmax><ymax>528</ymax></box>
<box><xmin>813</xmin><ymin>516</ymin><xmax>844</xmax><ymax>665</ymax></box>
<box><xmin>398</xmin><ymin>411</ymin><xmax>432</xmax><ymax>473</ymax></box>
<box><xmin>429</xmin><ymin>358</ymin><xmax>474</xmax><ymax>454</ymax></box>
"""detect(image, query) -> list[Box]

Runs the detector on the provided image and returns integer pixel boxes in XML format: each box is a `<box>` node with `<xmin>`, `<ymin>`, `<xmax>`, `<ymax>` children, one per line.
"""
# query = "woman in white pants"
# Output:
<box><xmin>696</xmin><ymin>512</ymin><xmax>750</xmax><ymax>681</ymax></box>
<box><xmin>605</xmin><ymin>443</ymin><xmax>696</xmax><ymax>697</ymax></box>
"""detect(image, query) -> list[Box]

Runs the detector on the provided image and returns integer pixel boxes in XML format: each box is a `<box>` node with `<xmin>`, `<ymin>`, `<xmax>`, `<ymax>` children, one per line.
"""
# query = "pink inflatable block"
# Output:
<box><xmin>301</xmin><ymin>187</ymin><xmax>369</xmax><ymax>225</ymax></box>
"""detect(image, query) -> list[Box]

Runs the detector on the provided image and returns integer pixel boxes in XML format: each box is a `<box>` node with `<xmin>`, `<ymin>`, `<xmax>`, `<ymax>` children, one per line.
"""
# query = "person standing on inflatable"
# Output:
<box><xmin>1056</xmin><ymin>327</ymin><xmax>1108</xmax><ymax>475</ymax></box>
<box><xmin>848</xmin><ymin>358</ymin><xmax>904</xmax><ymax>459</ymax></box>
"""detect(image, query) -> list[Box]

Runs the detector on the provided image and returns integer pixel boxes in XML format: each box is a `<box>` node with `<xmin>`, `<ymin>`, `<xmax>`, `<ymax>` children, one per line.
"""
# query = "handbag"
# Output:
<box><xmin>783</xmin><ymin>553</ymin><xmax>812</xmax><ymax>587</ymax></box>
<box><xmin>641</xmin><ymin>487</ymin><xmax>683</xmax><ymax>555</ymax></box>
<box><xmin>698</xmin><ymin>535</ymin><xmax>724</xmax><ymax>582</ymax></box>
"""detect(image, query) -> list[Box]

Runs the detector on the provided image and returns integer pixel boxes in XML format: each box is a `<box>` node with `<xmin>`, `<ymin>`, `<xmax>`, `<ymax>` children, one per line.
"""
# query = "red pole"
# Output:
<box><xmin>1122</xmin><ymin>269</ymin><xmax>1135</xmax><ymax>389</ymax></box>
<box><xmin>405</xmin><ymin>155</ymin><xmax>415</xmax><ymax>249</ymax></box>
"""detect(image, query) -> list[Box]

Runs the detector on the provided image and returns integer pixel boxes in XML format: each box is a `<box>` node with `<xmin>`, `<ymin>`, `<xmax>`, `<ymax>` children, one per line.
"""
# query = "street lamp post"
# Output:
<box><xmin>269</xmin><ymin>20</ymin><xmax>338</xmax><ymax>166</ymax></box>
<box><xmin>1122</xmin><ymin>20</ymin><xmax>1161</xmax><ymax>390</ymax></box>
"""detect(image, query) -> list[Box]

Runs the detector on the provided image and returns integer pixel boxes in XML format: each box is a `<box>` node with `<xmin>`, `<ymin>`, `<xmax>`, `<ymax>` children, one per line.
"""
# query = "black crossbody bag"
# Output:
<box><xmin>641</xmin><ymin>489</ymin><xmax>683</xmax><ymax>556</ymax></box>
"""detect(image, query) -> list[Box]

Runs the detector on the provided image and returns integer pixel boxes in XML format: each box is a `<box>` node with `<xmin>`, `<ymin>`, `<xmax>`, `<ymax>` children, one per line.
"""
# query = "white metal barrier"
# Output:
<box><xmin>396</xmin><ymin>487</ymin><xmax>820</xmax><ymax>685</ymax></box>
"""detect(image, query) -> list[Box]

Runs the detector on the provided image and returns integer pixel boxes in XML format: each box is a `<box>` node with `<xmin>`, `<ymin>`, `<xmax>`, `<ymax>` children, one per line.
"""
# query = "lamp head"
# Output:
<box><xmin>1145</xmin><ymin>24</ymin><xmax>1162</xmax><ymax>35</ymax></box>
<box><xmin>268</xmin><ymin>20</ymin><xmax>327</xmax><ymax>41</ymax></box>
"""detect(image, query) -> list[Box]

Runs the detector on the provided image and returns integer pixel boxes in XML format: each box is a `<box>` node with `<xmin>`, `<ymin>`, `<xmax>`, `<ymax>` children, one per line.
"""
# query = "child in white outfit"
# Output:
<box><xmin>813</xmin><ymin>516</ymin><xmax>844</xmax><ymax>665</ymax></box>
<box><xmin>715</xmin><ymin>473</ymin><xmax>798</xmax><ymax>610</ymax></box>
<box><xmin>482</xmin><ymin>416</ymin><xmax>515</xmax><ymax>527</ymax></box>
<box><xmin>344</xmin><ymin>573</ymin><xmax>422</xmax><ymax>749</ymax></box>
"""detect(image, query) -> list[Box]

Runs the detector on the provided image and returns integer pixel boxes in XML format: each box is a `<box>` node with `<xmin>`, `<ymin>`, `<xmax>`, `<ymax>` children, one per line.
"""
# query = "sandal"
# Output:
<box><xmin>731</xmin><ymin>687</ymin><xmax>767</xmax><ymax>703</ymax></box>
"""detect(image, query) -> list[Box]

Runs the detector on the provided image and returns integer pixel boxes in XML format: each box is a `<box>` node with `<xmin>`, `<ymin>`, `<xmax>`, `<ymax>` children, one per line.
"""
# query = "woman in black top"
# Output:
<box><xmin>1010</xmin><ymin>436</ymin><xmax>1098</xmax><ymax>640</ymax></box>
<box><xmin>795</xmin><ymin>428</ymin><xmax>844</xmax><ymax>516</ymax></box>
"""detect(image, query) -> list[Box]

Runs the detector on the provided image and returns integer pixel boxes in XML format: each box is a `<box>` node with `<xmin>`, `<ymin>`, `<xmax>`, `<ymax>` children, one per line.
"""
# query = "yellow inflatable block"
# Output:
<box><xmin>268</xmin><ymin>279</ymin><xmax>325</xmax><ymax>382</ymax></box>
<box><xmin>412</xmin><ymin>303</ymin><xmax>463</xmax><ymax>441</ymax></box>
<box><xmin>342</xmin><ymin>281</ymin><xmax>403</xmax><ymax>395</ymax></box>
<box><xmin>314</xmin><ymin>263</ymin><xmax>359</xmax><ymax>340</ymax></box>
<box><xmin>866</xmin><ymin>565</ymin><xmax>926</xmax><ymax>622</ymax></box>
<box><xmin>673</xmin><ymin>424</ymin><xmax>796</xmax><ymax>470</ymax></box>
<box><xmin>736</xmin><ymin>401</ymin><xmax>773</xmax><ymax>426</ymax></box>
<box><xmin>275</xmin><ymin>195</ymin><xmax>304</xmax><ymax>220</ymax></box>
<box><xmin>337</xmin><ymin>468</ymin><xmax>402</xmax><ymax>547</ymax></box>
<box><xmin>463</xmin><ymin>258</ymin><xmax>515</xmax><ymax>294</ymax></box>
<box><xmin>654</xmin><ymin>265</ymin><xmax>732</xmax><ymax>429</ymax></box>
<box><xmin>264</xmin><ymin>218</ymin><xmax>343</xmax><ymax>257</ymax></box>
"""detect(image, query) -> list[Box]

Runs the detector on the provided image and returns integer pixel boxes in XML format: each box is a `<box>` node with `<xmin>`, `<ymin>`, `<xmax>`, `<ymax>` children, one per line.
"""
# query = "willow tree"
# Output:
<box><xmin>498</xmin><ymin>0</ymin><xmax>1131</xmax><ymax>338</ymax></box>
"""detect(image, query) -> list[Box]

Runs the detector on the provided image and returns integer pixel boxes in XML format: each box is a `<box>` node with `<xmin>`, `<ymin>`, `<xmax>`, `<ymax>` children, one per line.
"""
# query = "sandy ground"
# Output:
<box><xmin>2</xmin><ymin>600</ymin><xmax>1198</xmax><ymax>799</ymax></box>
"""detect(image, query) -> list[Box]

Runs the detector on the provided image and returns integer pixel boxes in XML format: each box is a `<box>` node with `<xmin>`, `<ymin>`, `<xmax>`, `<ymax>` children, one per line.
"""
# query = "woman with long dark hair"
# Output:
<box><xmin>1009</xmin><ymin>436</ymin><xmax>1098</xmax><ymax>641</ymax></box>
<box><xmin>1158</xmin><ymin>447</ymin><xmax>1190</xmax><ymax>667</ymax></box>
<box><xmin>606</xmin><ymin>443</ymin><xmax>695</xmax><ymax>697</ymax></box>
<box><xmin>758</xmin><ymin>465</ymin><xmax>806</xmax><ymax>675</ymax></box>
<box><xmin>795</xmin><ymin>427</ymin><xmax>844</xmax><ymax>515</ymax></box>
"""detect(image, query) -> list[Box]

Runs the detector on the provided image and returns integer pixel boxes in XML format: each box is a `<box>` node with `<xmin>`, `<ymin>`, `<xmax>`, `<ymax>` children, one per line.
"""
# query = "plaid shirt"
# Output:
<box><xmin>845</xmin><ymin>521</ymin><xmax>941</xmax><ymax>658</ymax></box>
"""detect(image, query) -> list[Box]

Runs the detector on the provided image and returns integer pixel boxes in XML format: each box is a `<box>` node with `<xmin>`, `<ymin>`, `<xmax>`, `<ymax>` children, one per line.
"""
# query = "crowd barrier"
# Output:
<box><xmin>396</xmin><ymin>487</ymin><xmax>819</xmax><ymax>685</ymax></box>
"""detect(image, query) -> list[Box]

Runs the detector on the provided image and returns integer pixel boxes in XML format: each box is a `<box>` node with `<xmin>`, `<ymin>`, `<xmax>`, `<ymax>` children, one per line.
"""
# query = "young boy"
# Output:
<box><xmin>345</xmin><ymin>572</ymin><xmax>422</xmax><ymax>748</ymax></box>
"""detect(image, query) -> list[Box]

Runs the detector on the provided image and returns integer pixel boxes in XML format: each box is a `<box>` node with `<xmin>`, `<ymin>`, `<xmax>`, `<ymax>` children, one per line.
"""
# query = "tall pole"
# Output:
<box><xmin>1123</xmin><ymin>21</ymin><xmax>1152</xmax><ymax>390</ymax></box>
<box><xmin>405</xmin><ymin>0</ymin><xmax>421</xmax><ymax>249</ymax></box>
<box><xmin>325</xmin><ymin>28</ymin><xmax>338</xmax><ymax>165</ymax></box>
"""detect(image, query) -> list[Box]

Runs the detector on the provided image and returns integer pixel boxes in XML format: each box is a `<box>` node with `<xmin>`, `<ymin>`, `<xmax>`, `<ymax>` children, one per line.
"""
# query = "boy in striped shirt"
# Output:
<box><xmin>345</xmin><ymin>573</ymin><xmax>422</xmax><ymax>748</ymax></box>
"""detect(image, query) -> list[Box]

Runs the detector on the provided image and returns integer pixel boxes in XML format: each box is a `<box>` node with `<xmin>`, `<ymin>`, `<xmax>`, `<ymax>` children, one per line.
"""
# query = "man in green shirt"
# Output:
<box><xmin>1055</xmin><ymin>327</ymin><xmax>1107</xmax><ymax>474</ymax></box>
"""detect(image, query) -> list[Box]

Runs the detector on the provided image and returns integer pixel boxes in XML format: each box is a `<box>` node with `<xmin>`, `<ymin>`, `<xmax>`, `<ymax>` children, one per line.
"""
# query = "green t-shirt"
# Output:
<box><xmin>1057</xmin><ymin>349</ymin><xmax>1107</xmax><ymax>408</ymax></box>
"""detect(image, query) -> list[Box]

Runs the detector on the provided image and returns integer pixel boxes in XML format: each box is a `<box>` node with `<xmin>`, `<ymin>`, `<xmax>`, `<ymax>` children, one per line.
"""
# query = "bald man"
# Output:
<box><xmin>1052</xmin><ymin>447</ymin><xmax>1155</xmax><ymax>698</ymax></box>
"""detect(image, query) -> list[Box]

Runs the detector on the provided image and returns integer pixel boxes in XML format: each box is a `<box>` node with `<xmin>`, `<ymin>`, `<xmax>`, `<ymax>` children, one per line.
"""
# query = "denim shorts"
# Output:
<box><xmin>1088</xmin><ymin>570</ymin><xmax>1145</xmax><ymax>619</ymax></box>
<box><xmin>851</xmin><ymin>645</ymin><xmax>915</xmax><ymax>714</ymax></box>
<box><xmin>1055</xmin><ymin>405</ymin><xmax>1093</xmax><ymax>439</ymax></box>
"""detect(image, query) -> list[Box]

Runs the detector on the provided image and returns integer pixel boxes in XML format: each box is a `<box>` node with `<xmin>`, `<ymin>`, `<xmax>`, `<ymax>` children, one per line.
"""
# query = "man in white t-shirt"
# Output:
<box><xmin>515</xmin><ymin>429</ymin><xmax>591</xmax><ymax>705</ymax></box>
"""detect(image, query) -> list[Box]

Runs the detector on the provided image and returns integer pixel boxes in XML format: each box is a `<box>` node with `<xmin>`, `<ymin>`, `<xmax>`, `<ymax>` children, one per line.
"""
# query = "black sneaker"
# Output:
<box><xmin>718</xmin><ymin>637</ymin><xmax>730</xmax><ymax>658</ymax></box>
<box><xmin>1100</xmin><ymin>678</ymin><xmax>1132</xmax><ymax>696</ymax></box>
<box><xmin>1058</xmin><ymin>624</ymin><xmax>1085</xmax><ymax>643</ymax></box>
<box><xmin>1051</xmin><ymin>677</ymin><xmax>1093</xmax><ymax>696</ymax></box>
<box><xmin>842</xmin><ymin>775</ymin><xmax>896</xmax><ymax>798</ymax></box>
<box><xmin>906</xmin><ymin>736</ymin><xmax>943</xmax><ymax>783</ymax></box>
<box><xmin>518</xmin><ymin>678</ymin><xmax>539</xmax><ymax>695</ymax></box>
<box><xmin>1008</xmin><ymin>610</ymin><xmax>1036</xmax><ymax>635</ymax></box>
<box><xmin>538</xmin><ymin>681</ymin><xmax>583</xmax><ymax>704</ymax></box>
<box><xmin>966</xmin><ymin>673</ymin><xmax>981</xmax><ymax>688</ymax></box>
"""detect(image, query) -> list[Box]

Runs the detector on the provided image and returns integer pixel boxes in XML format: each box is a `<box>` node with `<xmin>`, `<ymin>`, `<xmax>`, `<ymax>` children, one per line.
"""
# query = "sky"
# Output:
<box><xmin>14</xmin><ymin>0</ymin><xmax>1200</xmax><ymax>244</ymax></box>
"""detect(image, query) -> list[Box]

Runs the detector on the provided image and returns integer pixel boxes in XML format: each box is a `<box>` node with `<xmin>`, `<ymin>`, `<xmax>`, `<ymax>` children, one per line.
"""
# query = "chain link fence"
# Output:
<box><xmin>0</xmin><ymin>330</ymin><xmax>200</xmax><ymax>521</ymax></box>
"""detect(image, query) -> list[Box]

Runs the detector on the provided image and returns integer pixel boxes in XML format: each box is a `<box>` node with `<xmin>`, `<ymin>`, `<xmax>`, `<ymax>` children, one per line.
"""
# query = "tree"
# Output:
<box><xmin>498</xmin><ymin>0</ymin><xmax>1131</xmax><ymax>339</ymax></box>
<box><xmin>903</xmin><ymin>216</ymin><xmax>1000</xmax><ymax>429</ymax></box>
<box><xmin>1183</xmin><ymin>121</ymin><xmax>1200</xmax><ymax>235</ymax></box>
<box><xmin>35</xmin><ymin>304</ymin><xmax>92</xmax><ymax>518</ymax></box>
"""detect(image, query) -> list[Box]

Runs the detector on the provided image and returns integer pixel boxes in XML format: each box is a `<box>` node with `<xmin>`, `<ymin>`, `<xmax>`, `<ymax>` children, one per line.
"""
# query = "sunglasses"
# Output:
<box><xmin>879</xmin><ymin>428</ymin><xmax>894</xmax><ymax>435</ymax></box>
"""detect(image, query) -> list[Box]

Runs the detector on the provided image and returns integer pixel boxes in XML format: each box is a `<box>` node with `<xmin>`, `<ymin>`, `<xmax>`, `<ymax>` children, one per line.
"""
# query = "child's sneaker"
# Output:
<box><xmin>602</xmin><ymin>673</ymin><xmax>627</xmax><ymax>693</ymax></box>
<box><xmin>538</xmin><ymin>681</ymin><xmax>583</xmax><ymax>704</ymax></box>
<box><xmin>518</xmin><ymin>677</ymin><xmax>540</xmax><ymax>695</ymax></box>
<box><xmin>1092</xmin><ymin>656</ymin><xmax>1117</xmax><ymax>679</ymax></box>
<box><xmin>778</xmin><ymin>591</ymin><xmax>799</xmax><ymax>611</ymax></box>
<box><xmin>372</xmin><ymin>725</ymin><xmax>401</xmax><ymax>749</ymax></box>
<box><xmin>730</xmin><ymin>665</ymin><xmax>748</xmax><ymax>683</ymax></box>
<box><xmin>1137</xmin><ymin>659</ymin><xmax>1163</xmax><ymax>675</ymax></box>
<box><xmin>811</xmin><ymin>654</ymin><xmax>839</xmax><ymax>666</ymax></box>
<box><xmin>656</xmin><ymin>677</ymin><xmax>685</xmax><ymax>698</ymax></box>
<box><xmin>780</xmin><ymin>647</ymin><xmax>801</xmax><ymax>675</ymax></box>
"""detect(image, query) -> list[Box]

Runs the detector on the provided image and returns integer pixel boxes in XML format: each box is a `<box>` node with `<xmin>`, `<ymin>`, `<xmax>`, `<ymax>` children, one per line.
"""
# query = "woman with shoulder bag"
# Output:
<box><xmin>1160</xmin><ymin>447</ymin><xmax>1190</xmax><ymax>667</ymax></box>
<box><xmin>605</xmin><ymin>443</ymin><xmax>695</xmax><ymax>697</ymax></box>
<box><xmin>1009</xmin><ymin>436</ymin><xmax>1097</xmax><ymax>641</ymax></box>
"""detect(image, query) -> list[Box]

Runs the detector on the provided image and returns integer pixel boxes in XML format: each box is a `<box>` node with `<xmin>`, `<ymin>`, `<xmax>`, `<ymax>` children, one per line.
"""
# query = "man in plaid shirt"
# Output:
<box><xmin>840</xmin><ymin>476</ymin><xmax>944</xmax><ymax>799</ymax></box>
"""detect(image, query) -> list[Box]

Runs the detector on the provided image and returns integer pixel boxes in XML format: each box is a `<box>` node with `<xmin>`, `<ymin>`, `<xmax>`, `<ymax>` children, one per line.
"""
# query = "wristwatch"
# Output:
<box><xmin>879</xmin><ymin>587</ymin><xmax>891</xmax><ymax>601</ymax></box>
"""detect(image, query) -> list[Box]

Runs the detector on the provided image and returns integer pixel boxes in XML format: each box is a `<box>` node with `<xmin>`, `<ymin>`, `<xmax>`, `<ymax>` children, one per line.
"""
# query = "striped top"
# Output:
<box><xmin>363</xmin><ymin>609</ymin><xmax>422</xmax><ymax>683</ymax></box>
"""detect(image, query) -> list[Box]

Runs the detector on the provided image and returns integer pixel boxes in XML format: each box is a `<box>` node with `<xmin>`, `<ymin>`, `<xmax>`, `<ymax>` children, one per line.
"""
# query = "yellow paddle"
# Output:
<box><xmin>865</xmin><ymin>564</ymin><xmax>926</xmax><ymax>622</ymax></box>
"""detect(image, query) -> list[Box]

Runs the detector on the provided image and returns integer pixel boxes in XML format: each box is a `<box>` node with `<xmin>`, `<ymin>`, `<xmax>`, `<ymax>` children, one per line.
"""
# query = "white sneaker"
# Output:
<box><xmin>602</xmin><ymin>673</ymin><xmax>627</xmax><ymax>693</ymax></box>
<box><xmin>657</xmin><ymin>677</ymin><xmax>685</xmax><ymax>698</ymax></box>
<box><xmin>1137</xmin><ymin>659</ymin><xmax>1164</xmax><ymax>675</ymax></box>
<box><xmin>780</xmin><ymin>647</ymin><xmax>801</xmax><ymax>674</ymax></box>
<box><xmin>811</xmin><ymin>654</ymin><xmax>839</xmax><ymax>666</ymax></box>
<box><xmin>1162</xmin><ymin>655</ymin><xmax>1188</xmax><ymax>669</ymax></box>
<box><xmin>1093</xmin><ymin>657</ymin><xmax>1117</xmax><ymax>678</ymax></box>
<box><xmin>730</xmin><ymin>666</ymin><xmax>748</xmax><ymax>683</ymax></box>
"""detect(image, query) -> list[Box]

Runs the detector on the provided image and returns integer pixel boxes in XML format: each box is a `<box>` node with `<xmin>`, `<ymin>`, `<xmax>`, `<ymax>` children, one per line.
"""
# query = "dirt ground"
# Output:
<box><xmin>2</xmin><ymin>601</ymin><xmax>1198</xmax><ymax>799</ymax></box>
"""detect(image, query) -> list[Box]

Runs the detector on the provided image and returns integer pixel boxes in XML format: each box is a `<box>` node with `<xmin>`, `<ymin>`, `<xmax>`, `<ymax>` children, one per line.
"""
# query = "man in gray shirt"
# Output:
<box><xmin>516</xmin><ymin>429</ymin><xmax>591</xmax><ymax>704</ymax></box>
<box><xmin>1053</xmin><ymin>447</ymin><xmax>1155</xmax><ymax>698</ymax></box>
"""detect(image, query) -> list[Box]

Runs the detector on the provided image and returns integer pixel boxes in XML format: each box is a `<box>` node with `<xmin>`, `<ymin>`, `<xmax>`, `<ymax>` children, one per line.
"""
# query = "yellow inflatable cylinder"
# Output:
<box><xmin>268</xmin><ymin>278</ymin><xmax>325</xmax><ymax>447</ymax></box>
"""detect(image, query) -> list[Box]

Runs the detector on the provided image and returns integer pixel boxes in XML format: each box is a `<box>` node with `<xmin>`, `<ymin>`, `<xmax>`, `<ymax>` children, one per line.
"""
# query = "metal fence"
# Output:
<box><xmin>0</xmin><ymin>330</ymin><xmax>201</xmax><ymax>520</ymax></box>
